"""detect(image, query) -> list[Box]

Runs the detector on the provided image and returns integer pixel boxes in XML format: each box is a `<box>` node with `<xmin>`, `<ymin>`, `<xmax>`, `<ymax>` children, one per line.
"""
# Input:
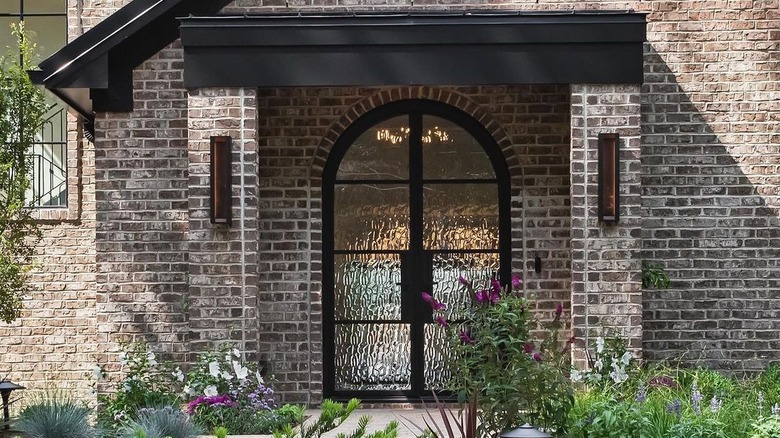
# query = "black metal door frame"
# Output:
<box><xmin>322</xmin><ymin>99</ymin><xmax>511</xmax><ymax>400</ymax></box>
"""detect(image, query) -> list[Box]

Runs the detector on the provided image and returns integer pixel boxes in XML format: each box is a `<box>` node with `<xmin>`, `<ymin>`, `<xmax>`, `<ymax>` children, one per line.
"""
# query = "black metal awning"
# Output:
<box><xmin>29</xmin><ymin>3</ymin><xmax>646</xmax><ymax>121</ymax></box>
<box><xmin>180</xmin><ymin>11</ymin><xmax>646</xmax><ymax>88</ymax></box>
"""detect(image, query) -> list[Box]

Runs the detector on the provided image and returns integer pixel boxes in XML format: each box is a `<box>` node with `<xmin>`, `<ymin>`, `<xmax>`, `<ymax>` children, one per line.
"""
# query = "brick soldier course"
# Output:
<box><xmin>0</xmin><ymin>0</ymin><xmax>777</xmax><ymax>404</ymax></box>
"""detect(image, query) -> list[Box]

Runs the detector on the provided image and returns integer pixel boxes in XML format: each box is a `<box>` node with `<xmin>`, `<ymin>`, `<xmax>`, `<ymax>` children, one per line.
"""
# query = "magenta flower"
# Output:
<box><xmin>489</xmin><ymin>289</ymin><xmax>501</xmax><ymax>304</ymax></box>
<box><xmin>512</xmin><ymin>274</ymin><xmax>522</xmax><ymax>289</ymax></box>
<box><xmin>458</xmin><ymin>276</ymin><xmax>471</xmax><ymax>287</ymax></box>
<box><xmin>459</xmin><ymin>330</ymin><xmax>475</xmax><ymax>345</ymax></box>
<box><xmin>555</xmin><ymin>303</ymin><xmax>563</xmax><ymax>317</ymax></box>
<box><xmin>434</xmin><ymin>316</ymin><xmax>449</xmax><ymax>327</ymax></box>
<box><xmin>523</xmin><ymin>342</ymin><xmax>535</xmax><ymax>353</ymax></box>
<box><xmin>533</xmin><ymin>352</ymin><xmax>542</xmax><ymax>362</ymax></box>
<box><xmin>475</xmin><ymin>289</ymin><xmax>488</xmax><ymax>303</ymax></box>
<box><xmin>421</xmin><ymin>292</ymin><xmax>434</xmax><ymax>303</ymax></box>
<box><xmin>491</xmin><ymin>279</ymin><xmax>501</xmax><ymax>294</ymax></box>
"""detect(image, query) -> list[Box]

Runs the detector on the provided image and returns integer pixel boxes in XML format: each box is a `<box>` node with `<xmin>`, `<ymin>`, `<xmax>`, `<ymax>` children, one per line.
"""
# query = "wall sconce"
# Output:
<box><xmin>597</xmin><ymin>133</ymin><xmax>619</xmax><ymax>223</ymax></box>
<box><xmin>210</xmin><ymin>135</ymin><xmax>232</xmax><ymax>225</ymax></box>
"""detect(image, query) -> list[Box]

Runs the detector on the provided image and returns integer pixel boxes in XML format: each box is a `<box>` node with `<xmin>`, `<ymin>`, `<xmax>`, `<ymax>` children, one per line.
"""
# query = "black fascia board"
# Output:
<box><xmin>180</xmin><ymin>11</ymin><xmax>647</xmax><ymax>88</ymax></box>
<box><xmin>28</xmin><ymin>0</ymin><xmax>234</xmax><ymax>117</ymax></box>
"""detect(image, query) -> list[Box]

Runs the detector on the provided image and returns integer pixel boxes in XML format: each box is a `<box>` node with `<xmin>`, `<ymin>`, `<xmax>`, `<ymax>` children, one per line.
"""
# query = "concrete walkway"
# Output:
<box><xmin>198</xmin><ymin>408</ymin><xmax>442</xmax><ymax>438</ymax></box>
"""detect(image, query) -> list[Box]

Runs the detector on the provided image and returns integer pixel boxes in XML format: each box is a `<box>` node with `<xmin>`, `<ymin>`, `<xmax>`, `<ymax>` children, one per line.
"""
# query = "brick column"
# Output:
<box><xmin>570</xmin><ymin>84</ymin><xmax>643</xmax><ymax>361</ymax></box>
<box><xmin>187</xmin><ymin>88</ymin><xmax>259</xmax><ymax>358</ymax></box>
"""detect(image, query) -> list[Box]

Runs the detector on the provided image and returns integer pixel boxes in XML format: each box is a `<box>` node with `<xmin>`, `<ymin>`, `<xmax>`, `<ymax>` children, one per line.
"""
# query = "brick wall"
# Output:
<box><xmin>92</xmin><ymin>42</ymin><xmax>190</xmax><ymax>375</ymax></box>
<box><xmin>570</xmin><ymin>85</ymin><xmax>643</xmax><ymax>359</ymax></box>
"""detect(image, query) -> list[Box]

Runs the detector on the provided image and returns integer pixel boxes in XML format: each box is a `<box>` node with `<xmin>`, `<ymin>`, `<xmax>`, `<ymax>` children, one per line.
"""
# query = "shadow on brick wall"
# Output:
<box><xmin>641</xmin><ymin>47</ymin><xmax>780</xmax><ymax>372</ymax></box>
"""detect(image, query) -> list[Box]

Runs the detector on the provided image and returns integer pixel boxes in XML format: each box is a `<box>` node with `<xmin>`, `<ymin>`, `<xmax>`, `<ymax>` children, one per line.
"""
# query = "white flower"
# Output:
<box><xmin>621</xmin><ymin>351</ymin><xmax>632</xmax><ymax>366</ymax></box>
<box><xmin>594</xmin><ymin>358</ymin><xmax>603</xmax><ymax>371</ymax></box>
<box><xmin>118</xmin><ymin>352</ymin><xmax>128</xmax><ymax>365</ymax></box>
<box><xmin>256</xmin><ymin>370</ymin><xmax>265</xmax><ymax>384</ymax></box>
<box><xmin>123</xmin><ymin>381</ymin><xmax>132</xmax><ymax>392</ymax></box>
<box><xmin>204</xmin><ymin>385</ymin><xmax>218</xmax><ymax>397</ymax></box>
<box><xmin>173</xmin><ymin>367</ymin><xmax>184</xmax><ymax>382</ymax></box>
<box><xmin>233</xmin><ymin>348</ymin><xmax>241</xmax><ymax>358</ymax></box>
<box><xmin>233</xmin><ymin>361</ymin><xmax>248</xmax><ymax>381</ymax></box>
<box><xmin>114</xmin><ymin>411</ymin><xmax>127</xmax><ymax>421</ymax></box>
<box><xmin>596</xmin><ymin>337</ymin><xmax>605</xmax><ymax>354</ymax></box>
<box><xmin>209</xmin><ymin>361</ymin><xmax>221</xmax><ymax>378</ymax></box>
<box><xmin>570</xmin><ymin>369</ymin><xmax>582</xmax><ymax>383</ymax></box>
<box><xmin>92</xmin><ymin>364</ymin><xmax>104</xmax><ymax>380</ymax></box>
<box><xmin>221</xmin><ymin>371</ymin><xmax>233</xmax><ymax>381</ymax></box>
<box><xmin>183</xmin><ymin>385</ymin><xmax>197</xmax><ymax>396</ymax></box>
<box><xmin>146</xmin><ymin>351</ymin><xmax>157</xmax><ymax>366</ymax></box>
<box><xmin>609</xmin><ymin>364</ymin><xmax>628</xmax><ymax>384</ymax></box>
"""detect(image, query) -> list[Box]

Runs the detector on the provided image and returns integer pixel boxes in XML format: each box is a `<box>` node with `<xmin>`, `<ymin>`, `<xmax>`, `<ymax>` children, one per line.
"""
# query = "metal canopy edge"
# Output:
<box><xmin>180</xmin><ymin>11</ymin><xmax>647</xmax><ymax>88</ymax></box>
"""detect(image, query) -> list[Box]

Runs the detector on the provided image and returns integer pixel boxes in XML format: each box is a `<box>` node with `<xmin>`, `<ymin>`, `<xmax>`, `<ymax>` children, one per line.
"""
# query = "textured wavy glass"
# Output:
<box><xmin>422</xmin><ymin>116</ymin><xmax>495</xmax><ymax>180</ymax></box>
<box><xmin>334</xmin><ymin>184</ymin><xmax>409</xmax><ymax>251</ymax></box>
<box><xmin>337</xmin><ymin>116</ymin><xmax>409</xmax><ymax>180</ymax></box>
<box><xmin>424</xmin><ymin>323</ymin><xmax>454</xmax><ymax>390</ymax></box>
<box><xmin>334</xmin><ymin>323</ymin><xmax>411</xmax><ymax>391</ymax></box>
<box><xmin>431</xmin><ymin>253</ymin><xmax>500</xmax><ymax>320</ymax></box>
<box><xmin>334</xmin><ymin>253</ymin><xmax>402</xmax><ymax>321</ymax></box>
<box><xmin>423</xmin><ymin>184</ymin><xmax>499</xmax><ymax>250</ymax></box>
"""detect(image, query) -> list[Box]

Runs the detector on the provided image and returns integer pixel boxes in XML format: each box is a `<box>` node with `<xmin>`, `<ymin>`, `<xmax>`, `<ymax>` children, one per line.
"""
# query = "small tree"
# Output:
<box><xmin>0</xmin><ymin>24</ymin><xmax>47</xmax><ymax>323</ymax></box>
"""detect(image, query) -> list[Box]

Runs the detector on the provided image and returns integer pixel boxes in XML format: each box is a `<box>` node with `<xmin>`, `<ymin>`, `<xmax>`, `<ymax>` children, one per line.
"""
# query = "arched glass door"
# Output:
<box><xmin>323</xmin><ymin>100</ymin><xmax>510</xmax><ymax>399</ymax></box>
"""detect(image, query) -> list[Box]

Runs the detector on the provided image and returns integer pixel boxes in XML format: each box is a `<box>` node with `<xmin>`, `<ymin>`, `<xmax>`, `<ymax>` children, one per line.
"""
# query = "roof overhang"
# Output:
<box><xmin>180</xmin><ymin>11</ymin><xmax>647</xmax><ymax>88</ymax></box>
<box><xmin>28</xmin><ymin>0</ymin><xmax>234</xmax><ymax>122</ymax></box>
<box><xmin>30</xmin><ymin>4</ymin><xmax>646</xmax><ymax>123</ymax></box>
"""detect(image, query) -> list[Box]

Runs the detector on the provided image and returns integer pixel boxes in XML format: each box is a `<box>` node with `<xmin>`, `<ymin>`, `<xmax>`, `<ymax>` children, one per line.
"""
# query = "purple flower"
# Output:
<box><xmin>649</xmin><ymin>376</ymin><xmax>678</xmax><ymax>389</ymax></box>
<box><xmin>491</xmin><ymin>279</ymin><xmax>502</xmax><ymax>294</ymax></box>
<box><xmin>489</xmin><ymin>289</ymin><xmax>501</xmax><ymax>304</ymax></box>
<box><xmin>555</xmin><ymin>303</ymin><xmax>563</xmax><ymax>317</ymax></box>
<box><xmin>710</xmin><ymin>396</ymin><xmax>722</xmax><ymax>413</ymax></box>
<box><xmin>434</xmin><ymin>316</ymin><xmax>448</xmax><ymax>327</ymax></box>
<box><xmin>512</xmin><ymin>274</ymin><xmax>522</xmax><ymax>289</ymax></box>
<box><xmin>475</xmin><ymin>289</ymin><xmax>488</xmax><ymax>303</ymax></box>
<box><xmin>666</xmin><ymin>399</ymin><xmax>682</xmax><ymax>416</ymax></box>
<box><xmin>691</xmin><ymin>382</ymin><xmax>702</xmax><ymax>415</ymax></box>
<box><xmin>432</xmin><ymin>300</ymin><xmax>447</xmax><ymax>311</ymax></box>
<box><xmin>523</xmin><ymin>342</ymin><xmax>535</xmax><ymax>354</ymax></box>
<box><xmin>459</xmin><ymin>330</ymin><xmax>475</xmax><ymax>345</ymax></box>
<box><xmin>458</xmin><ymin>276</ymin><xmax>471</xmax><ymax>287</ymax></box>
<box><xmin>421</xmin><ymin>292</ymin><xmax>434</xmax><ymax>304</ymax></box>
<box><xmin>636</xmin><ymin>382</ymin><xmax>647</xmax><ymax>403</ymax></box>
<box><xmin>533</xmin><ymin>352</ymin><xmax>542</xmax><ymax>362</ymax></box>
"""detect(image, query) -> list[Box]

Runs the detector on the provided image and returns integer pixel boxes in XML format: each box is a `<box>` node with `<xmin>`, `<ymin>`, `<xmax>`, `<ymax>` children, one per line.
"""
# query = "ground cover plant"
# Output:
<box><xmin>567</xmin><ymin>336</ymin><xmax>780</xmax><ymax>438</ymax></box>
<box><xmin>97</xmin><ymin>343</ymin><xmax>303</xmax><ymax>437</ymax></box>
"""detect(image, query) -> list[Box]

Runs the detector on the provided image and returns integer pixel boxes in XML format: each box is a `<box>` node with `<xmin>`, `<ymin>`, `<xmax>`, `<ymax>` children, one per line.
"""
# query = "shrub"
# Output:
<box><xmin>16</xmin><ymin>397</ymin><xmax>96</xmax><ymax>438</ymax></box>
<box><xmin>118</xmin><ymin>406</ymin><xmax>202</xmax><ymax>438</ymax></box>
<box><xmin>751</xmin><ymin>415</ymin><xmax>780</xmax><ymax>438</ymax></box>
<box><xmin>427</xmin><ymin>275</ymin><xmax>574</xmax><ymax>436</ymax></box>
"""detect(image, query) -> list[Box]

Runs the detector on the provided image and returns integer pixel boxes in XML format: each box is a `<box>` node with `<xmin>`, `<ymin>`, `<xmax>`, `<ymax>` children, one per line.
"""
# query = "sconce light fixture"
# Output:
<box><xmin>210</xmin><ymin>135</ymin><xmax>232</xmax><ymax>225</ymax></box>
<box><xmin>597</xmin><ymin>133</ymin><xmax>619</xmax><ymax>223</ymax></box>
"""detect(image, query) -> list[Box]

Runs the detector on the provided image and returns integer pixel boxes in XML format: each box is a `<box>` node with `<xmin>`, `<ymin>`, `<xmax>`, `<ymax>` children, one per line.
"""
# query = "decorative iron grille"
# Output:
<box><xmin>29</xmin><ymin>103</ymin><xmax>67</xmax><ymax>207</ymax></box>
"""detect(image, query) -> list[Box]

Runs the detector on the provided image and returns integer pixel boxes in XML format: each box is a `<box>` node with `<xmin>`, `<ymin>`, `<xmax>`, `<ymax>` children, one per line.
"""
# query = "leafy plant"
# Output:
<box><xmin>427</xmin><ymin>275</ymin><xmax>574</xmax><ymax>436</ymax></box>
<box><xmin>16</xmin><ymin>396</ymin><xmax>96</xmax><ymax>438</ymax></box>
<box><xmin>98</xmin><ymin>343</ymin><xmax>182</xmax><ymax>433</ymax></box>
<box><xmin>751</xmin><ymin>415</ymin><xmax>780</xmax><ymax>438</ymax></box>
<box><xmin>399</xmin><ymin>392</ymin><xmax>477</xmax><ymax>438</ymax></box>
<box><xmin>274</xmin><ymin>398</ymin><xmax>360</xmax><ymax>438</ymax></box>
<box><xmin>0</xmin><ymin>22</ymin><xmax>47</xmax><ymax>323</ymax></box>
<box><xmin>642</xmin><ymin>263</ymin><xmax>671</xmax><ymax>289</ymax></box>
<box><xmin>213</xmin><ymin>426</ymin><xmax>229</xmax><ymax>438</ymax></box>
<box><xmin>118</xmin><ymin>406</ymin><xmax>202</xmax><ymax>438</ymax></box>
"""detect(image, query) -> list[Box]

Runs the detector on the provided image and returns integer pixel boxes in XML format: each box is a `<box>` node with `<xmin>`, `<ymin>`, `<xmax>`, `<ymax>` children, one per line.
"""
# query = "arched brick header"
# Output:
<box><xmin>310</xmin><ymin>87</ymin><xmax>522</xmax><ymax>182</ymax></box>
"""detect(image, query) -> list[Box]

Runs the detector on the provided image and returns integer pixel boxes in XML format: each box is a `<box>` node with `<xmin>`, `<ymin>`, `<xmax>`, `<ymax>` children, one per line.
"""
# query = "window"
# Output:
<box><xmin>2</xmin><ymin>0</ymin><xmax>68</xmax><ymax>207</ymax></box>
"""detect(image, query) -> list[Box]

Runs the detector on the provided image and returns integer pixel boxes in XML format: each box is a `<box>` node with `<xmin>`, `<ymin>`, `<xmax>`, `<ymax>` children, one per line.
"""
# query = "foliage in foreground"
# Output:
<box><xmin>0</xmin><ymin>22</ymin><xmax>47</xmax><ymax>323</ymax></box>
<box><xmin>568</xmin><ymin>362</ymin><xmax>780</xmax><ymax>438</ymax></box>
<box><xmin>15</xmin><ymin>396</ymin><xmax>97</xmax><ymax>438</ymax></box>
<box><xmin>118</xmin><ymin>406</ymin><xmax>202</xmax><ymax>438</ymax></box>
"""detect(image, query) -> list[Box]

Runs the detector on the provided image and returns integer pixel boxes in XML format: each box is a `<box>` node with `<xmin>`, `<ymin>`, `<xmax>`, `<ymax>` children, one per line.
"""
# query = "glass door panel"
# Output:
<box><xmin>337</xmin><ymin>116</ymin><xmax>409</xmax><ymax>180</ymax></box>
<box><xmin>334</xmin><ymin>184</ymin><xmax>409</xmax><ymax>251</ymax></box>
<box><xmin>334</xmin><ymin>253</ymin><xmax>402</xmax><ymax>321</ymax></box>
<box><xmin>424</xmin><ymin>323</ymin><xmax>453</xmax><ymax>390</ymax></box>
<box><xmin>429</xmin><ymin>252</ymin><xmax>500</xmax><ymax>320</ymax></box>
<box><xmin>334</xmin><ymin>323</ymin><xmax>411</xmax><ymax>391</ymax></box>
<box><xmin>423</xmin><ymin>183</ymin><xmax>499</xmax><ymax>250</ymax></box>
<box><xmin>422</xmin><ymin>116</ymin><xmax>495</xmax><ymax>179</ymax></box>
